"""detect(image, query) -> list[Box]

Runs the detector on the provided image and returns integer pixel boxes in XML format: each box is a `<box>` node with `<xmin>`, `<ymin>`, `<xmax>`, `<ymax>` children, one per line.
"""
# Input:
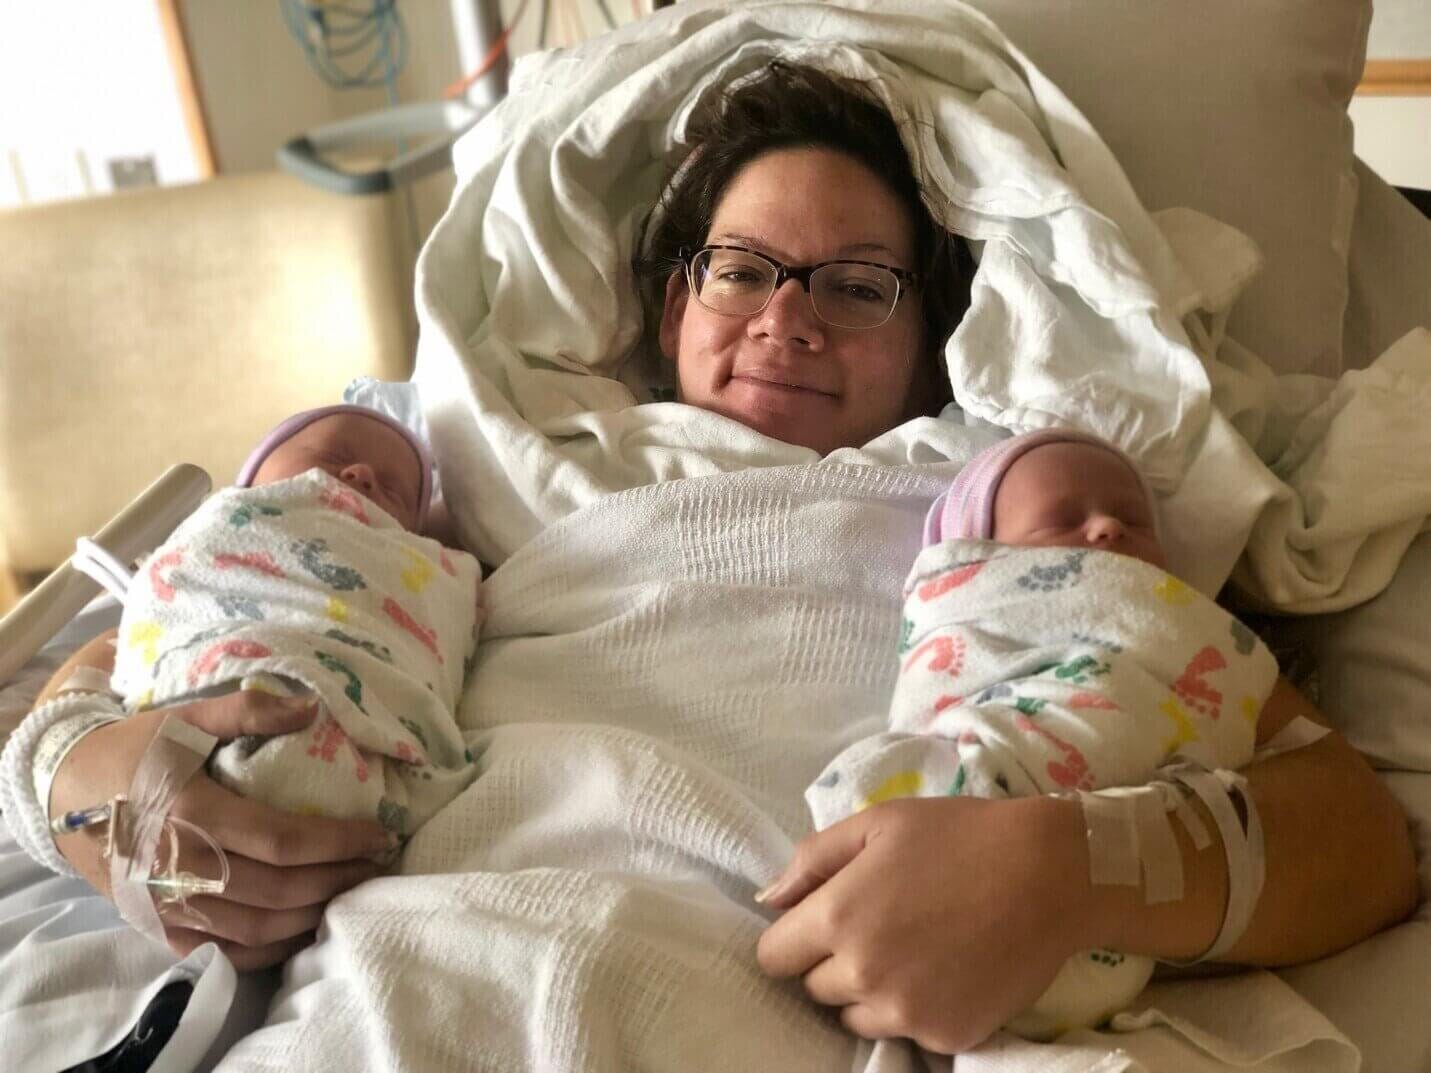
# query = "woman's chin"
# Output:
<box><xmin>704</xmin><ymin>382</ymin><xmax>841</xmax><ymax>453</ymax></box>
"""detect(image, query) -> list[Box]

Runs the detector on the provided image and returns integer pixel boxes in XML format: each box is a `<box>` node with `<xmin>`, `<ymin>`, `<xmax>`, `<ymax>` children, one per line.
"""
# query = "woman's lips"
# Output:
<box><xmin>730</xmin><ymin>371</ymin><xmax>837</xmax><ymax>398</ymax></box>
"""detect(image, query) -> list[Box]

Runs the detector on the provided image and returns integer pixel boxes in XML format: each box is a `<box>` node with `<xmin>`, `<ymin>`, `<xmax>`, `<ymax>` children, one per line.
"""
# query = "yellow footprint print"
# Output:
<box><xmin>400</xmin><ymin>547</ymin><xmax>434</xmax><ymax>594</ymax></box>
<box><xmin>1154</xmin><ymin>576</ymin><xmax>1195</xmax><ymax>606</ymax></box>
<box><xmin>1159</xmin><ymin>695</ymin><xmax>1199</xmax><ymax>754</ymax></box>
<box><xmin>860</xmin><ymin>770</ymin><xmax>923</xmax><ymax>810</ymax></box>
<box><xmin>127</xmin><ymin>621</ymin><xmax>163</xmax><ymax>666</ymax></box>
<box><xmin>326</xmin><ymin>597</ymin><xmax>349</xmax><ymax>623</ymax></box>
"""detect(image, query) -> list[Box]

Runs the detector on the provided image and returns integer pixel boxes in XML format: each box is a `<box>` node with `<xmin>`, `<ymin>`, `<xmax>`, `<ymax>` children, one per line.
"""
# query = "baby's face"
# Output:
<box><xmin>251</xmin><ymin>414</ymin><xmax>423</xmax><ymax>530</ymax></box>
<box><xmin>992</xmin><ymin>443</ymin><xmax>1166</xmax><ymax>569</ymax></box>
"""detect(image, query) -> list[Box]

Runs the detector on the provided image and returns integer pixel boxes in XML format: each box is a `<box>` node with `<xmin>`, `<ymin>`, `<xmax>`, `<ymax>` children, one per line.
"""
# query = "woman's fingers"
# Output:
<box><xmin>757</xmin><ymin>813</ymin><xmax>872</xmax><ymax>909</ymax></box>
<box><xmin>171</xmin><ymin>775</ymin><xmax>396</xmax><ymax>867</ymax></box>
<box><xmin>218</xmin><ymin>852</ymin><xmax>386</xmax><ymax>911</ymax></box>
<box><xmin>164</xmin><ymin>924</ymin><xmax>315</xmax><ymax>973</ymax></box>
<box><xmin>172</xmin><ymin>689</ymin><xmax>319</xmax><ymax>740</ymax></box>
<box><xmin>165</xmin><ymin>894</ymin><xmax>327</xmax><ymax>949</ymax></box>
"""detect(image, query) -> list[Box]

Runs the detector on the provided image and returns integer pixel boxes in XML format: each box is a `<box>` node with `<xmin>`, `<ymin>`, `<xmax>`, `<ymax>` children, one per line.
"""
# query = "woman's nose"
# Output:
<box><xmin>750</xmin><ymin>279</ymin><xmax>825</xmax><ymax>349</ymax></box>
<box><xmin>339</xmin><ymin>462</ymin><xmax>377</xmax><ymax>492</ymax></box>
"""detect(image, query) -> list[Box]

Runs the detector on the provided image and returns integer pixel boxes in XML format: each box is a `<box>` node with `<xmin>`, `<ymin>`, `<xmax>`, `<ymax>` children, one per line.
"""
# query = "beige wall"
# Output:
<box><xmin>1356</xmin><ymin>0</ymin><xmax>1431</xmax><ymax>190</ymax></box>
<box><xmin>179</xmin><ymin>0</ymin><xmax>466</xmax><ymax>242</ymax></box>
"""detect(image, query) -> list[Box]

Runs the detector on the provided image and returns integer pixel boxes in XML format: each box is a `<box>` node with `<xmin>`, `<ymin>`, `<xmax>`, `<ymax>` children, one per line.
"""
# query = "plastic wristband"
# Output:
<box><xmin>34</xmin><ymin>702</ymin><xmax>125</xmax><ymax>829</ymax></box>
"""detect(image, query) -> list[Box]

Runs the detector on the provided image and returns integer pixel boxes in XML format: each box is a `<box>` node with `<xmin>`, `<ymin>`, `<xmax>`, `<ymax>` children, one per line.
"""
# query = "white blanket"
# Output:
<box><xmin>217</xmin><ymin>468</ymin><xmax>1352</xmax><ymax>1073</ymax></box>
<box><xmin>219</xmin><ymin>0</ymin><xmax>1428</xmax><ymax>1069</ymax></box>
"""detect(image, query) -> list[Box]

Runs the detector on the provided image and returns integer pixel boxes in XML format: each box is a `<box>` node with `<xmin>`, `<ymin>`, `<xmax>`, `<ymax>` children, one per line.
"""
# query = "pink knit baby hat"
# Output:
<box><xmin>235</xmin><ymin>404</ymin><xmax>433</xmax><ymax>528</ymax></box>
<box><xmin>923</xmin><ymin>428</ymin><xmax>1156</xmax><ymax>547</ymax></box>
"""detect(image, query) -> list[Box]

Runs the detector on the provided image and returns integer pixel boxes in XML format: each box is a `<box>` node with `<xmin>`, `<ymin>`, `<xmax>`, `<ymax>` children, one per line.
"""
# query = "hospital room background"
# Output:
<box><xmin>3</xmin><ymin>1</ymin><xmax>1431</xmax><ymax>1071</ymax></box>
<box><xmin>0</xmin><ymin>0</ymin><xmax>1429</xmax><ymax>610</ymax></box>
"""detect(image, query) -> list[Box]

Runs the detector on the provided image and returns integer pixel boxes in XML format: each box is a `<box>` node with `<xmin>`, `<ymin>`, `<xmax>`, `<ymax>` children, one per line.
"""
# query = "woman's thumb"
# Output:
<box><xmin>176</xmin><ymin>691</ymin><xmax>320</xmax><ymax>739</ymax></box>
<box><xmin>755</xmin><ymin>814</ymin><xmax>870</xmax><ymax>908</ymax></box>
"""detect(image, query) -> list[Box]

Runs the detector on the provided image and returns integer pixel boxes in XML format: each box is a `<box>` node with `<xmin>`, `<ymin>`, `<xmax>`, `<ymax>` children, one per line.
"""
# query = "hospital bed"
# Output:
<box><xmin>2</xmin><ymin>1</ymin><xmax>1431</xmax><ymax>1070</ymax></box>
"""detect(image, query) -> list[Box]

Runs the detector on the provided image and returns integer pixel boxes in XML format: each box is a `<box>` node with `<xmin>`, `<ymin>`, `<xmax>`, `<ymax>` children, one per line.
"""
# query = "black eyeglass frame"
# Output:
<box><xmin>680</xmin><ymin>244</ymin><xmax>921</xmax><ymax>329</ymax></box>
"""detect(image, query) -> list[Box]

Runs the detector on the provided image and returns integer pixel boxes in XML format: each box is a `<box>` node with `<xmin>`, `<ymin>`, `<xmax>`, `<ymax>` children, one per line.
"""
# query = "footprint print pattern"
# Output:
<box><xmin>315</xmin><ymin>650</ymin><xmax>367</xmax><ymax>714</ymax></box>
<box><xmin>228</xmin><ymin>504</ymin><xmax>283</xmax><ymax>529</ymax></box>
<box><xmin>290</xmin><ymin>538</ymin><xmax>368</xmax><ymax>591</ymax></box>
<box><xmin>216</xmin><ymin>594</ymin><xmax>266</xmax><ymax>621</ymax></box>
<box><xmin>1229</xmin><ymin>619</ymin><xmax>1256</xmax><ymax>656</ymax></box>
<box><xmin>1014</xmin><ymin>551</ymin><xmax>1087</xmax><ymax>593</ymax></box>
<box><xmin>324</xmin><ymin>628</ymin><xmax>394</xmax><ymax>664</ymax></box>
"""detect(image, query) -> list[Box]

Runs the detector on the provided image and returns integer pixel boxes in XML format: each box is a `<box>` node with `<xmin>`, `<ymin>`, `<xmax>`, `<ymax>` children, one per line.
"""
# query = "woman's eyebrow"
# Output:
<box><xmin>710</xmin><ymin>233</ymin><xmax>900</xmax><ymax>262</ymax></box>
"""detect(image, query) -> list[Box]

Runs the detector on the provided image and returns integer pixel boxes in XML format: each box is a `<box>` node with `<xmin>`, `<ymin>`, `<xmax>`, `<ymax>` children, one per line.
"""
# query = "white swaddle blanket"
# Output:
<box><xmin>111</xmin><ymin>470</ymin><xmax>482</xmax><ymax>835</ymax></box>
<box><xmin>212</xmin><ymin>0</ymin><xmax>1429</xmax><ymax>1069</ymax></box>
<box><xmin>809</xmin><ymin>542</ymin><xmax>1274</xmax><ymax>815</ymax></box>
<box><xmin>807</xmin><ymin>541</ymin><xmax>1277</xmax><ymax>1039</ymax></box>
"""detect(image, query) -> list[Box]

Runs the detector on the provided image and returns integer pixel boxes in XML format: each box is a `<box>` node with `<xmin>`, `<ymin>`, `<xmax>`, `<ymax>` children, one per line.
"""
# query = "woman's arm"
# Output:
<box><xmin>7</xmin><ymin>643</ymin><xmax>399</xmax><ymax>971</ymax></box>
<box><xmin>33</xmin><ymin>627</ymin><xmax>119</xmax><ymax>705</ymax></box>
<box><xmin>1090</xmin><ymin>676</ymin><xmax>1419</xmax><ymax>965</ymax></box>
<box><xmin>756</xmin><ymin>677</ymin><xmax>1420</xmax><ymax>1052</ymax></box>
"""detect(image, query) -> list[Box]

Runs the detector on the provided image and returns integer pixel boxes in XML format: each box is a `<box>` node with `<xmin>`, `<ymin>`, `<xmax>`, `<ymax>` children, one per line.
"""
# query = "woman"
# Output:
<box><xmin>14</xmin><ymin>63</ymin><xmax>1418</xmax><ymax>1056</ymax></box>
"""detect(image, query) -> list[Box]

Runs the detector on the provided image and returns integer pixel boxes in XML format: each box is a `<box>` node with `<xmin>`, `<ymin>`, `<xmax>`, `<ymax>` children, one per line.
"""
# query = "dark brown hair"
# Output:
<box><xmin>636</xmin><ymin>61</ymin><xmax>973</xmax><ymax>411</ymax></box>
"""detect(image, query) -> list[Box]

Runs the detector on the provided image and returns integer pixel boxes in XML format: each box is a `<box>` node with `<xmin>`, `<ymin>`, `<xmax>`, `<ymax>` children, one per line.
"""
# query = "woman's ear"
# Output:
<box><xmin>658</xmin><ymin>270</ymin><xmax>688</xmax><ymax>364</ymax></box>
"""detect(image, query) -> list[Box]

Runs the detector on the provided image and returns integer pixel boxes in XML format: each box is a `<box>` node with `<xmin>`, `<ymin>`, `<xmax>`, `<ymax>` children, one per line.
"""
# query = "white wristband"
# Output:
<box><xmin>0</xmin><ymin>692</ymin><xmax>124</xmax><ymax>877</ymax></box>
<box><xmin>34</xmin><ymin>707</ymin><xmax>124</xmax><ymax>826</ymax></box>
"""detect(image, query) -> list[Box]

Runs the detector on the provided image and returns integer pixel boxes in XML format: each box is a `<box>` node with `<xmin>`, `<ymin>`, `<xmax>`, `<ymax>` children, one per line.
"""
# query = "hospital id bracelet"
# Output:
<box><xmin>33</xmin><ymin>700</ymin><xmax>125</xmax><ymax>830</ymax></box>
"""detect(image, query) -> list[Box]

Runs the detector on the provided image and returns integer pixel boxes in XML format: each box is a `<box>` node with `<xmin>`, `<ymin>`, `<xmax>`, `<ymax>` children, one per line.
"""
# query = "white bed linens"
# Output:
<box><xmin>214</xmin><ymin>0</ymin><xmax>1431</xmax><ymax>1069</ymax></box>
<box><xmin>215</xmin><ymin>465</ymin><xmax>1357</xmax><ymax>1073</ymax></box>
<box><xmin>4</xmin><ymin>0</ymin><xmax>1429</xmax><ymax>1069</ymax></box>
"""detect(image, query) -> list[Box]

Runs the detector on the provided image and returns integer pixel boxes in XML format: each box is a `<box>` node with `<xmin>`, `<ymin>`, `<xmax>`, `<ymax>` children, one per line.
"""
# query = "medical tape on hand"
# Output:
<box><xmin>1253</xmin><ymin>715</ymin><xmax>1330</xmax><ymax>762</ymax></box>
<box><xmin>109</xmin><ymin>716</ymin><xmax>222</xmax><ymax>946</ymax></box>
<box><xmin>1076</xmin><ymin>781</ymin><xmax>1207</xmax><ymax>904</ymax></box>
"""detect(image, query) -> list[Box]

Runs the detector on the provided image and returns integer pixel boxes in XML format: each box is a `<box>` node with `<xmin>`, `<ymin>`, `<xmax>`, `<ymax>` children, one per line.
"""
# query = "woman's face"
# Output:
<box><xmin>659</xmin><ymin>147</ymin><xmax>926</xmax><ymax>455</ymax></box>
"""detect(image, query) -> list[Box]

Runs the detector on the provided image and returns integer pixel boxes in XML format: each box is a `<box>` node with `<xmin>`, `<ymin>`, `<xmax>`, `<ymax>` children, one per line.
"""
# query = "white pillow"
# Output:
<box><xmin>966</xmin><ymin>0</ymin><xmax>1370</xmax><ymax>377</ymax></box>
<box><xmin>1276</xmin><ymin>531</ymin><xmax>1431</xmax><ymax>772</ymax></box>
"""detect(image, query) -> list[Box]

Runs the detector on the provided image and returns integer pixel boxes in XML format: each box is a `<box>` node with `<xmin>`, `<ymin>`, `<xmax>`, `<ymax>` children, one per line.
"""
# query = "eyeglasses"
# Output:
<box><xmin>682</xmin><ymin>245</ymin><xmax>919</xmax><ymax>330</ymax></box>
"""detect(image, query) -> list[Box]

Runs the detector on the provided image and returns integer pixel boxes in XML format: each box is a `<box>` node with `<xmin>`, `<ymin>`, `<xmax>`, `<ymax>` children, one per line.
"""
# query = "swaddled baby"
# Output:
<box><xmin>110</xmin><ymin>405</ymin><xmax>482</xmax><ymax>838</ymax></box>
<box><xmin>806</xmin><ymin>429</ymin><xmax>1279</xmax><ymax>1039</ymax></box>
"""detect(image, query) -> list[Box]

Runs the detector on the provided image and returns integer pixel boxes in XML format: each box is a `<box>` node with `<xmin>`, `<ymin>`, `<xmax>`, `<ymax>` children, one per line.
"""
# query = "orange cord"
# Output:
<box><xmin>442</xmin><ymin>0</ymin><xmax>532</xmax><ymax>100</ymax></box>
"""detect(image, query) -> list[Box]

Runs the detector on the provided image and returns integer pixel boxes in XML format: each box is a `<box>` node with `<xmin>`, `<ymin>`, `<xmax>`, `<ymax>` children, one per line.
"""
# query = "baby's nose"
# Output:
<box><xmin>1085</xmin><ymin>515</ymin><xmax>1125</xmax><ymax>544</ymax></box>
<box><xmin>339</xmin><ymin>462</ymin><xmax>377</xmax><ymax>492</ymax></box>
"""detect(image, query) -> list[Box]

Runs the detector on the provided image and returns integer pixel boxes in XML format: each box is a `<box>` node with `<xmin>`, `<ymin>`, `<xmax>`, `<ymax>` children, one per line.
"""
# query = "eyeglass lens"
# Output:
<box><xmin>691</xmin><ymin>248</ymin><xmax>900</xmax><ymax>329</ymax></box>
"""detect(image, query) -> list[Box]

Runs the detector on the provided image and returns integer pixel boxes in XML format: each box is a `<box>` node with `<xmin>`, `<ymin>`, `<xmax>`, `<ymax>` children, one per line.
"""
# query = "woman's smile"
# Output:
<box><xmin>729</xmin><ymin>365</ymin><xmax>839</xmax><ymax>398</ymax></box>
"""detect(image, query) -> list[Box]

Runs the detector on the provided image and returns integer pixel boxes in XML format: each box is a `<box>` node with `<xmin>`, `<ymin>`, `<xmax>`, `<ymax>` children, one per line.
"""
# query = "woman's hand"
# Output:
<box><xmin>48</xmin><ymin>691</ymin><xmax>397</xmax><ymax>971</ymax></box>
<box><xmin>755</xmin><ymin>795</ymin><xmax>1097</xmax><ymax>1055</ymax></box>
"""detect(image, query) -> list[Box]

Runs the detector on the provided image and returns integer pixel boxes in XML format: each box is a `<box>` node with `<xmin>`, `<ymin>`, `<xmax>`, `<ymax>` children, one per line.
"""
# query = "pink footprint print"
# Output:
<box><xmin>1173</xmin><ymin>646</ymin><xmax>1226</xmax><ymax>720</ymax></box>
<box><xmin>148</xmin><ymin>549</ymin><xmax>185</xmax><ymax>603</ymax></box>
<box><xmin>213</xmin><ymin>551</ymin><xmax>286</xmax><ymax>579</ymax></box>
<box><xmin>320</xmin><ymin>486</ymin><xmax>371</xmax><ymax>526</ymax></box>
<box><xmin>916</xmin><ymin>562</ymin><xmax>984</xmax><ymax>602</ymax></box>
<box><xmin>1015</xmin><ymin>714</ymin><xmax>1094</xmax><ymax>791</ymax></box>
<box><xmin>187</xmin><ymin>639</ymin><xmax>271</xmax><ymax>688</ymax></box>
<box><xmin>306</xmin><ymin>714</ymin><xmax>370</xmax><ymax>782</ymax></box>
<box><xmin>383</xmin><ymin>597</ymin><xmax>443</xmax><ymax>664</ymax></box>
<box><xmin>902</xmin><ymin>634</ymin><xmax>966</xmax><ymax>678</ymax></box>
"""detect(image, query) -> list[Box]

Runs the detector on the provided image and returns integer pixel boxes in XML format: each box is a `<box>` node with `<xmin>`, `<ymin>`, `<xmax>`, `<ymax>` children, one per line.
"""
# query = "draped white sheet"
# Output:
<box><xmin>217</xmin><ymin>465</ymin><xmax>1357</xmax><ymax>1073</ymax></box>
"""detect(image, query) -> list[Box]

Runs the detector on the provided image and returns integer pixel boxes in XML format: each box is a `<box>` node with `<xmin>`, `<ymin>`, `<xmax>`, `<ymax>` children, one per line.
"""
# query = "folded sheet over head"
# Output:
<box><xmin>414</xmin><ymin>0</ymin><xmax>1431</xmax><ymax>611</ymax></box>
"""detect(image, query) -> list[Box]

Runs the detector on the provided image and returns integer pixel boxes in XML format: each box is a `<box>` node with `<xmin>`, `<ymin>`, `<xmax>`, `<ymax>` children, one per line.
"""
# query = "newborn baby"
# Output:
<box><xmin>806</xmin><ymin>428</ymin><xmax>1278</xmax><ymax>1039</ymax></box>
<box><xmin>110</xmin><ymin>405</ymin><xmax>482</xmax><ymax>838</ymax></box>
